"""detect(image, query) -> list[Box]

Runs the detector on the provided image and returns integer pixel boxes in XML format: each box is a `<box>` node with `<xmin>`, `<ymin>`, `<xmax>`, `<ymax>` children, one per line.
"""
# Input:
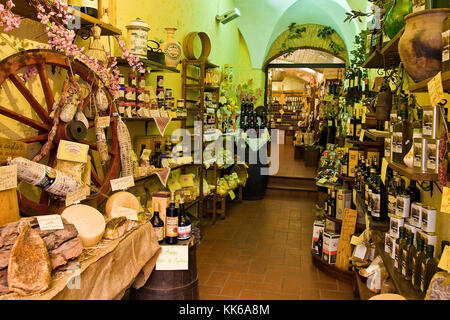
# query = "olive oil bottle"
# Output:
<box><xmin>402</xmin><ymin>231</ymin><xmax>414</xmax><ymax>280</ymax></box>
<box><xmin>395</xmin><ymin>227</ymin><xmax>406</xmax><ymax>273</ymax></box>
<box><xmin>412</xmin><ymin>238</ymin><xmax>426</xmax><ymax>290</ymax></box>
<box><xmin>420</xmin><ymin>245</ymin><xmax>438</xmax><ymax>293</ymax></box>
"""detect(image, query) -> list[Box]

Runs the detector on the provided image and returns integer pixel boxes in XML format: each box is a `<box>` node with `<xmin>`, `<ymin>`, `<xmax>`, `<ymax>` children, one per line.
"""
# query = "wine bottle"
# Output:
<box><xmin>330</xmin><ymin>186</ymin><xmax>336</xmax><ymax>218</ymax></box>
<box><xmin>80</xmin><ymin>0</ymin><xmax>98</xmax><ymax>18</ymax></box>
<box><xmin>399</xmin><ymin>227</ymin><xmax>409</xmax><ymax>276</ymax></box>
<box><xmin>177</xmin><ymin>198</ymin><xmax>192</xmax><ymax>241</ymax></box>
<box><xmin>325</xmin><ymin>188</ymin><xmax>331</xmax><ymax>215</ymax></box>
<box><xmin>404</xmin><ymin>231</ymin><xmax>415</xmax><ymax>281</ymax></box>
<box><xmin>412</xmin><ymin>238</ymin><xmax>426</xmax><ymax>290</ymax></box>
<box><xmin>420</xmin><ymin>245</ymin><xmax>438</xmax><ymax>293</ymax></box>
<box><xmin>407</xmin><ymin>180</ymin><xmax>421</xmax><ymax>203</ymax></box>
<box><xmin>394</xmin><ymin>227</ymin><xmax>406</xmax><ymax>273</ymax></box>
<box><xmin>150</xmin><ymin>203</ymin><xmax>164</xmax><ymax>244</ymax></box>
<box><xmin>68</xmin><ymin>0</ymin><xmax>81</xmax><ymax>11</ymax></box>
<box><xmin>165</xmin><ymin>192</ymin><xmax>179</xmax><ymax>245</ymax></box>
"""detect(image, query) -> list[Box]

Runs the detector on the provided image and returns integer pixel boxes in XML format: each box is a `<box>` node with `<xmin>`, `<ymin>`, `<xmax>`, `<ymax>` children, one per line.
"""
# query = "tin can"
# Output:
<box><xmin>426</xmin><ymin>138</ymin><xmax>440</xmax><ymax>173</ymax></box>
<box><xmin>157</xmin><ymin>75</ymin><xmax>164</xmax><ymax>88</ymax></box>
<box><xmin>389</xmin><ymin>216</ymin><xmax>404</xmax><ymax>239</ymax></box>
<box><xmin>128</xmin><ymin>72</ymin><xmax>136</xmax><ymax>88</ymax></box>
<box><xmin>413</xmin><ymin>138</ymin><xmax>427</xmax><ymax>172</ymax></box>
<box><xmin>125</xmin><ymin>86</ymin><xmax>136</xmax><ymax>102</ymax></box>
<box><xmin>410</xmin><ymin>202</ymin><xmax>424</xmax><ymax>228</ymax></box>
<box><xmin>136</xmin><ymin>88</ymin><xmax>145</xmax><ymax>102</ymax></box>
<box><xmin>422</xmin><ymin>106</ymin><xmax>439</xmax><ymax>139</ymax></box>
<box><xmin>396</xmin><ymin>194</ymin><xmax>411</xmax><ymax>218</ymax></box>
<box><xmin>421</xmin><ymin>205</ymin><xmax>437</xmax><ymax>233</ymax></box>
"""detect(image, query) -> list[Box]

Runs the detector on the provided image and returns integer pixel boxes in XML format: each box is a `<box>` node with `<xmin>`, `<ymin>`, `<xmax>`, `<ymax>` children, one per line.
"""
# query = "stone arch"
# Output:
<box><xmin>263</xmin><ymin>23</ymin><xmax>349</xmax><ymax>68</ymax></box>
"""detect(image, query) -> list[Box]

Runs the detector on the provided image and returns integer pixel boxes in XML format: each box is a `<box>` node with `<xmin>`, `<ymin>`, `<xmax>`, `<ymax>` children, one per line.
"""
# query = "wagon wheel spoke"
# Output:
<box><xmin>78</xmin><ymin>139</ymin><xmax>116</xmax><ymax>156</ymax></box>
<box><xmin>0</xmin><ymin>104</ymin><xmax>51</xmax><ymax>132</ymax></box>
<box><xmin>19</xmin><ymin>133</ymin><xmax>49</xmax><ymax>143</ymax></box>
<box><xmin>37</xmin><ymin>63</ymin><xmax>55</xmax><ymax>113</ymax></box>
<box><xmin>8</xmin><ymin>73</ymin><xmax>51</xmax><ymax>124</ymax></box>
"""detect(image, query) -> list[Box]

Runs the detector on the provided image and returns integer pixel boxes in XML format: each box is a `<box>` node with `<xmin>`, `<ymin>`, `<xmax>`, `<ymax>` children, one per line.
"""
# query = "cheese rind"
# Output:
<box><xmin>61</xmin><ymin>204</ymin><xmax>105</xmax><ymax>247</ymax></box>
<box><xmin>105</xmin><ymin>191</ymin><xmax>140</xmax><ymax>218</ymax></box>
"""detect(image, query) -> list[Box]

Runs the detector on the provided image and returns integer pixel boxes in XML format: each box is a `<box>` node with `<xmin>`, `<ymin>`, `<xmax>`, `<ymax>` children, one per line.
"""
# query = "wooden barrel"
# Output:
<box><xmin>130</xmin><ymin>243</ymin><xmax>199</xmax><ymax>300</ymax></box>
<box><xmin>182</xmin><ymin>32</ymin><xmax>211</xmax><ymax>61</ymax></box>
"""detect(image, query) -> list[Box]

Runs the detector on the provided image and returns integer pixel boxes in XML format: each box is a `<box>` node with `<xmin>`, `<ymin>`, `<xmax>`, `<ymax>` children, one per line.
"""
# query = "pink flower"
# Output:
<box><xmin>6</xmin><ymin>1</ymin><xmax>14</xmax><ymax>9</ymax></box>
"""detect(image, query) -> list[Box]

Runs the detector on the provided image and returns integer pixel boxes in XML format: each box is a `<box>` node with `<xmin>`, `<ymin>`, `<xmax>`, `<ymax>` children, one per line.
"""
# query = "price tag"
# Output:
<box><xmin>110</xmin><ymin>175</ymin><xmax>135</xmax><ymax>191</ymax></box>
<box><xmin>143</xmin><ymin>108</ymin><xmax>151</xmax><ymax>118</ymax></box>
<box><xmin>180</xmin><ymin>174</ymin><xmax>194</xmax><ymax>187</ymax></box>
<box><xmin>156</xmin><ymin>245</ymin><xmax>189</xmax><ymax>270</ymax></box>
<box><xmin>359</xmin><ymin>129</ymin><xmax>365</xmax><ymax>142</ymax></box>
<box><xmin>57</xmin><ymin>140</ymin><xmax>89</xmax><ymax>163</ymax></box>
<box><xmin>96</xmin><ymin>116</ymin><xmax>110</xmax><ymax>128</ymax></box>
<box><xmin>353</xmin><ymin>189</ymin><xmax>357</xmax><ymax>206</ymax></box>
<box><xmin>140</xmin><ymin>149</ymin><xmax>151</xmax><ymax>161</ymax></box>
<box><xmin>0</xmin><ymin>164</ymin><xmax>17</xmax><ymax>191</ymax></box>
<box><xmin>0</xmin><ymin>138</ymin><xmax>27</xmax><ymax>160</ymax></box>
<box><xmin>381</xmin><ymin>157</ymin><xmax>388</xmax><ymax>185</ymax></box>
<box><xmin>279</xmin><ymin>109</ymin><xmax>285</xmax><ymax>115</ymax></box>
<box><xmin>440</xmin><ymin>187</ymin><xmax>450</xmax><ymax>214</ymax></box>
<box><xmin>167</xmin><ymin>178</ymin><xmax>182</xmax><ymax>192</ymax></box>
<box><xmin>160</xmin><ymin>110</ymin><xmax>169</xmax><ymax>118</ymax></box>
<box><xmin>438</xmin><ymin>245</ymin><xmax>450</xmax><ymax>271</ymax></box>
<box><xmin>228</xmin><ymin>190</ymin><xmax>236</xmax><ymax>200</ymax></box>
<box><xmin>36</xmin><ymin>214</ymin><xmax>64</xmax><ymax>231</ymax></box>
<box><xmin>161</xmin><ymin>158</ymin><xmax>170</xmax><ymax>168</ymax></box>
<box><xmin>428</xmin><ymin>72</ymin><xmax>445</xmax><ymax>106</ymax></box>
<box><xmin>353</xmin><ymin>244</ymin><xmax>368</xmax><ymax>260</ymax></box>
<box><xmin>111</xmin><ymin>206</ymin><xmax>139</xmax><ymax>221</ymax></box>
<box><xmin>126</xmin><ymin>107</ymin><xmax>132</xmax><ymax>118</ymax></box>
<box><xmin>150</xmin><ymin>110</ymin><xmax>160</xmax><ymax>118</ymax></box>
<box><xmin>169</xmin><ymin>111</ymin><xmax>177</xmax><ymax>119</ymax></box>
<box><xmin>351</xmin><ymin>234</ymin><xmax>364</xmax><ymax>246</ymax></box>
<box><xmin>65</xmin><ymin>186</ymin><xmax>88</xmax><ymax>207</ymax></box>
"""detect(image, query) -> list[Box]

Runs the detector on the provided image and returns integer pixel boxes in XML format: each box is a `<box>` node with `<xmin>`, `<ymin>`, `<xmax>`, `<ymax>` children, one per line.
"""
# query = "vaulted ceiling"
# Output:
<box><xmin>233</xmin><ymin>0</ymin><xmax>369</xmax><ymax>68</ymax></box>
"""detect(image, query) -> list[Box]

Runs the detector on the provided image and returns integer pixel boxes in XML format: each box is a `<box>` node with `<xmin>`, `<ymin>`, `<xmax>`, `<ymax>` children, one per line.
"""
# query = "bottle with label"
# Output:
<box><xmin>371</xmin><ymin>168</ymin><xmax>387</xmax><ymax>221</ymax></box>
<box><xmin>150</xmin><ymin>203</ymin><xmax>164</xmax><ymax>244</ymax></box>
<box><xmin>68</xmin><ymin>0</ymin><xmax>81</xmax><ymax>10</ymax></box>
<box><xmin>412</xmin><ymin>238</ymin><xmax>426</xmax><ymax>290</ymax></box>
<box><xmin>325</xmin><ymin>188</ymin><xmax>331</xmax><ymax>215</ymax></box>
<box><xmin>420</xmin><ymin>245</ymin><xmax>438</xmax><ymax>293</ymax></box>
<box><xmin>367</xmin><ymin>167</ymin><xmax>377</xmax><ymax>216</ymax></box>
<box><xmin>165</xmin><ymin>192</ymin><xmax>179</xmax><ymax>244</ymax></box>
<box><xmin>177</xmin><ymin>198</ymin><xmax>192</xmax><ymax>241</ymax></box>
<box><xmin>443</xmin><ymin>16</ymin><xmax>449</xmax><ymax>72</ymax></box>
<box><xmin>404</xmin><ymin>231</ymin><xmax>415</xmax><ymax>281</ymax></box>
<box><xmin>330</xmin><ymin>186</ymin><xmax>336</xmax><ymax>218</ymax></box>
<box><xmin>394</xmin><ymin>227</ymin><xmax>406</xmax><ymax>273</ymax></box>
<box><xmin>399</xmin><ymin>227</ymin><xmax>410</xmax><ymax>277</ymax></box>
<box><xmin>80</xmin><ymin>0</ymin><xmax>98</xmax><ymax>18</ymax></box>
<box><xmin>387</xmin><ymin>174</ymin><xmax>397</xmax><ymax>217</ymax></box>
<box><xmin>406</xmin><ymin>180</ymin><xmax>421</xmax><ymax>203</ymax></box>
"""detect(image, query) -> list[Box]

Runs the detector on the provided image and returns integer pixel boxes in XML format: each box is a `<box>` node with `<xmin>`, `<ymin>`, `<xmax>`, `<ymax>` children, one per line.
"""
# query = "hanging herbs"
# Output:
<box><xmin>280</xmin><ymin>23</ymin><xmax>307</xmax><ymax>58</ymax></box>
<box><xmin>344</xmin><ymin>0</ymin><xmax>390</xmax><ymax>23</ymax></box>
<box><xmin>350</xmin><ymin>30</ymin><xmax>370</xmax><ymax>78</ymax></box>
<box><xmin>316</xmin><ymin>26</ymin><xmax>344</xmax><ymax>56</ymax></box>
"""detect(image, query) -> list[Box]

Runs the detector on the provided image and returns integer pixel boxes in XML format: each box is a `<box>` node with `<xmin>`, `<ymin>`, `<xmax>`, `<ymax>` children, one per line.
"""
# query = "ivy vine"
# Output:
<box><xmin>316</xmin><ymin>26</ymin><xmax>344</xmax><ymax>56</ymax></box>
<box><xmin>350</xmin><ymin>30</ymin><xmax>370</xmax><ymax>78</ymax></box>
<box><xmin>280</xmin><ymin>23</ymin><xmax>307</xmax><ymax>58</ymax></box>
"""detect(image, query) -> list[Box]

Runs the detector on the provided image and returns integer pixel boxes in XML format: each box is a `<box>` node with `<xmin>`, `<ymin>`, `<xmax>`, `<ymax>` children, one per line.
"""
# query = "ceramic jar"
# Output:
<box><xmin>161</xmin><ymin>28</ymin><xmax>182</xmax><ymax>67</ymax></box>
<box><xmin>126</xmin><ymin>18</ymin><xmax>150</xmax><ymax>58</ymax></box>
<box><xmin>398</xmin><ymin>8</ymin><xmax>450</xmax><ymax>82</ymax></box>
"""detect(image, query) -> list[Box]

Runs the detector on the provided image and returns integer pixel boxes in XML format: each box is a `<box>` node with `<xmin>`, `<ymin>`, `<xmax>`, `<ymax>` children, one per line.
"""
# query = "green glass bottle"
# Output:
<box><xmin>420</xmin><ymin>245</ymin><xmax>438</xmax><ymax>293</ymax></box>
<box><xmin>384</xmin><ymin>0</ymin><xmax>412</xmax><ymax>40</ymax></box>
<box><xmin>426</xmin><ymin>0</ymin><xmax>450</xmax><ymax>9</ymax></box>
<box><xmin>395</xmin><ymin>227</ymin><xmax>406</xmax><ymax>273</ymax></box>
<box><xmin>403</xmin><ymin>231</ymin><xmax>415</xmax><ymax>280</ymax></box>
<box><xmin>412</xmin><ymin>238</ymin><xmax>426</xmax><ymax>290</ymax></box>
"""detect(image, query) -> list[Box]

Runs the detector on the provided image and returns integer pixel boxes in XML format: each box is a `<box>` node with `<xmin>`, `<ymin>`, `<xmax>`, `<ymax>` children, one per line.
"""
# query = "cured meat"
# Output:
<box><xmin>0</xmin><ymin>269</ymin><xmax>7</xmax><ymax>295</ymax></box>
<box><xmin>103</xmin><ymin>217</ymin><xmax>130</xmax><ymax>240</ymax></box>
<box><xmin>49</xmin><ymin>238</ymin><xmax>83</xmax><ymax>270</ymax></box>
<box><xmin>7</xmin><ymin>221</ymin><xmax>51</xmax><ymax>295</ymax></box>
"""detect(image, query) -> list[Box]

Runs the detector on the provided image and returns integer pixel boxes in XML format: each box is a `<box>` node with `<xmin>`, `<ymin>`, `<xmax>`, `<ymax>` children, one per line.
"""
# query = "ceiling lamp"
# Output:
<box><xmin>216</xmin><ymin>8</ymin><xmax>240</xmax><ymax>24</ymax></box>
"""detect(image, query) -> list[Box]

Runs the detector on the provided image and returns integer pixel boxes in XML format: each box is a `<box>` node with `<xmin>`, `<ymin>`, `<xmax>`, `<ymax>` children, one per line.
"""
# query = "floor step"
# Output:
<box><xmin>266</xmin><ymin>184</ymin><xmax>318</xmax><ymax>192</ymax></box>
<box><xmin>267</xmin><ymin>175</ymin><xmax>317</xmax><ymax>192</ymax></box>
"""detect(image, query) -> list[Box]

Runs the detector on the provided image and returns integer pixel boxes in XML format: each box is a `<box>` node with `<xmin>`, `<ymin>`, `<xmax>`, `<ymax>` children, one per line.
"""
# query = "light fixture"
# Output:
<box><xmin>216</xmin><ymin>8</ymin><xmax>240</xmax><ymax>24</ymax></box>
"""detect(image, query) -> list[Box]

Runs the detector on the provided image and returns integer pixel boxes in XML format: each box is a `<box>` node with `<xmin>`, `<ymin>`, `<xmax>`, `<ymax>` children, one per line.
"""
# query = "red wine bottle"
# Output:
<box><xmin>165</xmin><ymin>192</ymin><xmax>179</xmax><ymax>245</ymax></box>
<box><xmin>150</xmin><ymin>203</ymin><xmax>164</xmax><ymax>244</ymax></box>
<box><xmin>177</xmin><ymin>198</ymin><xmax>191</xmax><ymax>241</ymax></box>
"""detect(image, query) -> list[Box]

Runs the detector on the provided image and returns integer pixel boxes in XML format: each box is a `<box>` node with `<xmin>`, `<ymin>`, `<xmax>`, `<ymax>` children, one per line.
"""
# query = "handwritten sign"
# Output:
<box><xmin>57</xmin><ymin>140</ymin><xmax>89</xmax><ymax>163</ymax></box>
<box><xmin>438</xmin><ymin>245</ymin><xmax>450</xmax><ymax>272</ymax></box>
<box><xmin>336</xmin><ymin>208</ymin><xmax>358</xmax><ymax>270</ymax></box>
<box><xmin>110</xmin><ymin>175</ymin><xmax>135</xmax><ymax>191</ymax></box>
<box><xmin>381</xmin><ymin>157</ymin><xmax>388</xmax><ymax>185</ymax></box>
<box><xmin>0</xmin><ymin>164</ymin><xmax>17</xmax><ymax>191</ymax></box>
<box><xmin>156</xmin><ymin>245</ymin><xmax>189</xmax><ymax>270</ymax></box>
<box><xmin>228</xmin><ymin>190</ymin><xmax>236</xmax><ymax>200</ymax></box>
<box><xmin>0</xmin><ymin>138</ymin><xmax>27</xmax><ymax>160</ymax></box>
<box><xmin>428</xmin><ymin>72</ymin><xmax>445</xmax><ymax>106</ymax></box>
<box><xmin>180</xmin><ymin>174</ymin><xmax>194</xmax><ymax>187</ymax></box>
<box><xmin>111</xmin><ymin>206</ymin><xmax>138</xmax><ymax>221</ymax></box>
<box><xmin>96</xmin><ymin>116</ymin><xmax>110</xmax><ymax>128</ymax></box>
<box><xmin>440</xmin><ymin>187</ymin><xmax>450</xmax><ymax>214</ymax></box>
<box><xmin>36</xmin><ymin>214</ymin><xmax>64</xmax><ymax>231</ymax></box>
<box><xmin>65</xmin><ymin>186</ymin><xmax>88</xmax><ymax>207</ymax></box>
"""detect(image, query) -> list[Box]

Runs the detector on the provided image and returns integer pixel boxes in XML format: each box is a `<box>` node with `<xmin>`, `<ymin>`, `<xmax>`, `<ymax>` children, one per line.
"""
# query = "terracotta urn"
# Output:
<box><xmin>161</xmin><ymin>27</ymin><xmax>182</xmax><ymax>67</ymax></box>
<box><xmin>398</xmin><ymin>9</ymin><xmax>450</xmax><ymax>82</ymax></box>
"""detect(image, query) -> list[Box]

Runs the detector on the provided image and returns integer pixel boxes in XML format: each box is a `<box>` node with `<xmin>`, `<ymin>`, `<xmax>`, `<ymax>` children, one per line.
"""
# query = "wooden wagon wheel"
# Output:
<box><xmin>0</xmin><ymin>49</ymin><xmax>120</xmax><ymax>216</ymax></box>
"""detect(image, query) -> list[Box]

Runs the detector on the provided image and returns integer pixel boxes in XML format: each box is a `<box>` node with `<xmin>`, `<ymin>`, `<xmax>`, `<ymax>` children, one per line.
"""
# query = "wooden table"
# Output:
<box><xmin>1</xmin><ymin>221</ymin><xmax>161</xmax><ymax>300</ymax></box>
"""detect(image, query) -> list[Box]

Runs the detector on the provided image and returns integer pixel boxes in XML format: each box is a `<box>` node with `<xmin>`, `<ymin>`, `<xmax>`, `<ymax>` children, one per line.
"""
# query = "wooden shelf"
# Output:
<box><xmin>362</xmin><ymin>27</ymin><xmax>404</xmax><ymax>69</ymax></box>
<box><xmin>311</xmin><ymin>250</ymin><xmax>354</xmax><ymax>284</ymax></box>
<box><xmin>134</xmin><ymin>163</ymin><xmax>195</xmax><ymax>183</ymax></box>
<box><xmin>337</xmin><ymin>174</ymin><xmax>355</xmax><ymax>184</ymax></box>
<box><xmin>355</xmin><ymin>192</ymin><xmax>389</xmax><ymax>232</ymax></box>
<box><xmin>408</xmin><ymin>70</ymin><xmax>450</xmax><ymax>93</ymax></box>
<box><xmin>323</xmin><ymin>211</ymin><xmax>366</xmax><ymax>232</ymax></box>
<box><xmin>185</xmin><ymin>84</ymin><xmax>219</xmax><ymax>92</ymax></box>
<box><xmin>115</xmin><ymin>57</ymin><xmax>180</xmax><ymax>73</ymax></box>
<box><xmin>354</xmin><ymin>271</ymin><xmax>377</xmax><ymax>300</ymax></box>
<box><xmin>365</xmin><ymin>129</ymin><xmax>389</xmax><ymax>142</ymax></box>
<box><xmin>347</xmin><ymin>139</ymin><xmax>384</xmax><ymax>148</ymax></box>
<box><xmin>386</xmin><ymin>157</ymin><xmax>438</xmax><ymax>182</ymax></box>
<box><xmin>121</xmin><ymin>117</ymin><xmax>186</xmax><ymax>122</ymax></box>
<box><xmin>374</xmin><ymin>242</ymin><xmax>424</xmax><ymax>300</ymax></box>
<box><xmin>1</xmin><ymin>0</ymin><xmax>122</xmax><ymax>36</ymax></box>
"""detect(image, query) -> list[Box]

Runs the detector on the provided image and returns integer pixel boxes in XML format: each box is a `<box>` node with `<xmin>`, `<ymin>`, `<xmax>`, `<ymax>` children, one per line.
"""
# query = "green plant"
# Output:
<box><xmin>317</xmin><ymin>26</ymin><xmax>344</xmax><ymax>56</ymax></box>
<box><xmin>344</xmin><ymin>0</ymin><xmax>390</xmax><ymax>23</ymax></box>
<box><xmin>280</xmin><ymin>23</ymin><xmax>307</xmax><ymax>58</ymax></box>
<box><xmin>350</xmin><ymin>30</ymin><xmax>370</xmax><ymax>78</ymax></box>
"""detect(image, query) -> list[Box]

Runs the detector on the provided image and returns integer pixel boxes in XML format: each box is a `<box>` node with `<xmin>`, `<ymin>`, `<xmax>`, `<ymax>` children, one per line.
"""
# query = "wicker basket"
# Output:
<box><xmin>232</xmin><ymin>164</ymin><xmax>248</xmax><ymax>186</ymax></box>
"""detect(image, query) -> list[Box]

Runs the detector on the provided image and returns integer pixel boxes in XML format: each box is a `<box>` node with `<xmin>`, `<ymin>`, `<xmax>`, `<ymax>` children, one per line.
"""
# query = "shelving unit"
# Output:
<box><xmin>310</xmin><ymin>250</ymin><xmax>354</xmax><ymax>284</ymax></box>
<box><xmin>115</xmin><ymin>58</ymin><xmax>179</xmax><ymax>73</ymax></box>
<box><xmin>386</xmin><ymin>157</ymin><xmax>438</xmax><ymax>182</ymax></box>
<box><xmin>408</xmin><ymin>70</ymin><xmax>450</xmax><ymax>93</ymax></box>
<box><xmin>323</xmin><ymin>212</ymin><xmax>366</xmax><ymax>232</ymax></box>
<box><xmin>181</xmin><ymin>59</ymin><xmax>220</xmax><ymax>222</ymax></box>
<box><xmin>362</xmin><ymin>27</ymin><xmax>404</xmax><ymax>69</ymax></box>
<box><xmin>355</xmin><ymin>191</ymin><xmax>389</xmax><ymax>232</ymax></box>
<box><xmin>0</xmin><ymin>0</ymin><xmax>122</xmax><ymax>36</ymax></box>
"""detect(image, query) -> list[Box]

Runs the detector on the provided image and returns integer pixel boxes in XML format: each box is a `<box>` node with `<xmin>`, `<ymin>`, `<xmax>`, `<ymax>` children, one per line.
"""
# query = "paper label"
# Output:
<box><xmin>150</xmin><ymin>110</ymin><xmax>160</xmax><ymax>118</ymax></box>
<box><xmin>57</xmin><ymin>140</ymin><xmax>89</xmax><ymax>163</ymax></box>
<box><xmin>65</xmin><ymin>186</ymin><xmax>88</xmax><ymax>206</ymax></box>
<box><xmin>180</xmin><ymin>174</ymin><xmax>194</xmax><ymax>187</ymax></box>
<box><xmin>36</xmin><ymin>214</ymin><xmax>64</xmax><ymax>231</ymax></box>
<box><xmin>160</xmin><ymin>110</ymin><xmax>169</xmax><ymax>118</ymax></box>
<box><xmin>438</xmin><ymin>245</ymin><xmax>450</xmax><ymax>271</ymax></box>
<box><xmin>229</xmin><ymin>190</ymin><xmax>236</xmax><ymax>200</ymax></box>
<box><xmin>359</xmin><ymin>129</ymin><xmax>365</xmax><ymax>142</ymax></box>
<box><xmin>353</xmin><ymin>244</ymin><xmax>368</xmax><ymax>260</ymax></box>
<box><xmin>110</xmin><ymin>175</ymin><xmax>135</xmax><ymax>191</ymax></box>
<box><xmin>381</xmin><ymin>157</ymin><xmax>388</xmax><ymax>185</ymax></box>
<box><xmin>140</xmin><ymin>149</ymin><xmax>151</xmax><ymax>161</ymax></box>
<box><xmin>351</xmin><ymin>235</ymin><xmax>364</xmax><ymax>246</ymax></box>
<box><xmin>0</xmin><ymin>164</ymin><xmax>17</xmax><ymax>191</ymax></box>
<box><xmin>96</xmin><ymin>116</ymin><xmax>110</xmax><ymax>128</ymax></box>
<box><xmin>126</xmin><ymin>107</ymin><xmax>132</xmax><ymax>118</ymax></box>
<box><xmin>440</xmin><ymin>187</ymin><xmax>450</xmax><ymax>214</ymax></box>
<box><xmin>167</xmin><ymin>178</ymin><xmax>182</xmax><ymax>192</ymax></box>
<box><xmin>111</xmin><ymin>206</ymin><xmax>138</xmax><ymax>221</ymax></box>
<box><xmin>0</xmin><ymin>138</ymin><xmax>27</xmax><ymax>160</ymax></box>
<box><xmin>428</xmin><ymin>72</ymin><xmax>445</xmax><ymax>106</ymax></box>
<box><xmin>156</xmin><ymin>245</ymin><xmax>189</xmax><ymax>270</ymax></box>
<box><xmin>169</xmin><ymin>111</ymin><xmax>177</xmax><ymax>119</ymax></box>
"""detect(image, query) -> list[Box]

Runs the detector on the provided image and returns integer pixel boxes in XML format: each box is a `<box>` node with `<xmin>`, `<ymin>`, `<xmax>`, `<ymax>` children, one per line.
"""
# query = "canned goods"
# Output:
<box><xmin>125</xmin><ymin>86</ymin><xmax>136</xmax><ymax>102</ymax></box>
<box><xmin>165</xmin><ymin>88</ymin><xmax>173</xmax><ymax>99</ymax></box>
<box><xmin>119</xmin><ymin>74</ymin><xmax>125</xmax><ymax>86</ymax></box>
<box><xmin>389</xmin><ymin>216</ymin><xmax>404</xmax><ymax>239</ymax></box>
<box><xmin>421</xmin><ymin>205</ymin><xmax>437</xmax><ymax>233</ymax></box>
<box><xmin>138</xmin><ymin>75</ymin><xmax>146</xmax><ymax>88</ymax></box>
<box><xmin>396</xmin><ymin>194</ymin><xmax>411</xmax><ymax>218</ymax></box>
<box><xmin>157</xmin><ymin>75</ymin><xmax>164</xmax><ymax>88</ymax></box>
<box><xmin>410</xmin><ymin>202</ymin><xmax>423</xmax><ymax>228</ymax></box>
<box><xmin>128</xmin><ymin>72</ymin><xmax>136</xmax><ymax>88</ymax></box>
<box><xmin>136</xmin><ymin>88</ymin><xmax>145</xmax><ymax>102</ymax></box>
<box><xmin>177</xmin><ymin>99</ymin><xmax>185</xmax><ymax>109</ymax></box>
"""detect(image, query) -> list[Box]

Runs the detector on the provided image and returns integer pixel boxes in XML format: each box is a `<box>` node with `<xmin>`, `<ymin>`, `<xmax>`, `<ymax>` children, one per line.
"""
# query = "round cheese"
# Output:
<box><xmin>105</xmin><ymin>191</ymin><xmax>140</xmax><ymax>218</ymax></box>
<box><xmin>369</xmin><ymin>293</ymin><xmax>406</xmax><ymax>300</ymax></box>
<box><xmin>61</xmin><ymin>204</ymin><xmax>105</xmax><ymax>247</ymax></box>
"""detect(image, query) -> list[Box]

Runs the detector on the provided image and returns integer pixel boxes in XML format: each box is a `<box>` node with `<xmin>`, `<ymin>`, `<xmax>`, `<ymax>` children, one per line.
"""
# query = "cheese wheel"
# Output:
<box><xmin>61</xmin><ymin>204</ymin><xmax>105</xmax><ymax>247</ymax></box>
<box><xmin>369</xmin><ymin>294</ymin><xmax>406</xmax><ymax>300</ymax></box>
<box><xmin>105</xmin><ymin>191</ymin><xmax>140</xmax><ymax>218</ymax></box>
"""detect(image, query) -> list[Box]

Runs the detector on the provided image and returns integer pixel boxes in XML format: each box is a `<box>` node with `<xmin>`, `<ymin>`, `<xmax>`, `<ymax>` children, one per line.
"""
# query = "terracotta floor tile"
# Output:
<box><xmin>220</xmin><ymin>280</ymin><xmax>243</xmax><ymax>297</ymax></box>
<box><xmin>199</xmin><ymin>285</ymin><xmax>222</xmax><ymax>295</ymax></box>
<box><xmin>238</xmin><ymin>289</ymin><xmax>261</xmax><ymax>300</ymax></box>
<box><xmin>320</xmin><ymin>290</ymin><xmax>356</xmax><ymax>300</ymax></box>
<box><xmin>206</xmin><ymin>272</ymin><xmax>230</xmax><ymax>287</ymax></box>
<box><xmin>300</xmin><ymin>288</ymin><xmax>322</xmax><ymax>300</ymax></box>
